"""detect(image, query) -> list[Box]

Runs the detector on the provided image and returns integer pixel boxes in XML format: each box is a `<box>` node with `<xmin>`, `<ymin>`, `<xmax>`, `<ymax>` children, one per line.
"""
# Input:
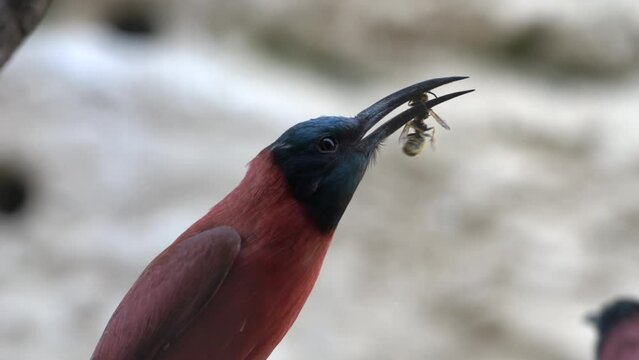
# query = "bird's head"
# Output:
<box><xmin>270</xmin><ymin>76</ymin><xmax>473</xmax><ymax>233</ymax></box>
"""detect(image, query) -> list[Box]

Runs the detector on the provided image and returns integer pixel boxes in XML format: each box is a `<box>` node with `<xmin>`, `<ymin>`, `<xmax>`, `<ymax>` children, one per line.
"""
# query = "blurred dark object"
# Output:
<box><xmin>0</xmin><ymin>164</ymin><xmax>29</xmax><ymax>216</ymax></box>
<box><xmin>107</xmin><ymin>4</ymin><xmax>157</xmax><ymax>37</ymax></box>
<box><xmin>0</xmin><ymin>0</ymin><xmax>51</xmax><ymax>69</ymax></box>
<box><xmin>590</xmin><ymin>298</ymin><xmax>639</xmax><ymax>360</ymax></box>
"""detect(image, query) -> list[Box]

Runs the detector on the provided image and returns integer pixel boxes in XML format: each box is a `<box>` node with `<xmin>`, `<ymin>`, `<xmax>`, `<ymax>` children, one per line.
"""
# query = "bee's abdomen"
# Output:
<box><xmin>402</xmin><ymin>133</ymin><xmax>425</xmax><ymax>157</ymax></box>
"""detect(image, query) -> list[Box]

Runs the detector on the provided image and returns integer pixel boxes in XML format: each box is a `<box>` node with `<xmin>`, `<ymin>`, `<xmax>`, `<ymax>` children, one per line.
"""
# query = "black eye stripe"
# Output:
<box><xmin>318</xmin><ymin>136</ymin><xmax>338</xmax><ymax>152</ymax></box>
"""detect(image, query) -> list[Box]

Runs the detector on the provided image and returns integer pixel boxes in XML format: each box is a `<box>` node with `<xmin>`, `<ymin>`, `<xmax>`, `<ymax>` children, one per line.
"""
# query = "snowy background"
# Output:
<box><xmin>1</xmin><ymin>1</ymin><xmax>639</xmax><ymax>359</ymax></box>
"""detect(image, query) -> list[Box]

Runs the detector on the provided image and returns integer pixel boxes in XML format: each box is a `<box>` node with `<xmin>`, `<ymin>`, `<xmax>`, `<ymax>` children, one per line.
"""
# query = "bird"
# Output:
<box><xmin>590</xmin><ymin>298</ymin><xmax>639</xmax><ymax>360</ymax></box>
<box><xmin>91</xmin><ymin>76</ymin><xmax>473</xmax><ymax>360</ymax></box>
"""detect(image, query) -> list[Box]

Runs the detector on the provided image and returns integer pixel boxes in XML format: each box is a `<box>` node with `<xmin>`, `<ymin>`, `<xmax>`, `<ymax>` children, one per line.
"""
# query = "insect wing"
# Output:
<box><xmin>399</xmin><ymin>123</ymin><xmax>411</xmax><ymax>144</ymax></box>
<box><xmin>429</xmin><ymin>127</ymin><xmax>437</xmax><ymax>151</ymax></box>
<box><xmin>429</xmin><ymin>109</ymin><xmax>450</xmax><ymax>130</ymax></box>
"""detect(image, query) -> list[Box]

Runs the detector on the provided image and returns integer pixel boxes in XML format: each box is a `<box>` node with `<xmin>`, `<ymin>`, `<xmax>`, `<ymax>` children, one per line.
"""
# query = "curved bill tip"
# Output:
<box><xmin>356</xmin><ymin>76</ymin><xmax>471</xmax><ymax>136</ymax></box>
<box><xmin>360</xmin><ymin>87</ymin><xmax>474</xmax><ymax>147</ymax></box>
<box><xmin>423</xmin><ymin>89</ymin><xmax>475</xmax><ymax>109</ymax></box>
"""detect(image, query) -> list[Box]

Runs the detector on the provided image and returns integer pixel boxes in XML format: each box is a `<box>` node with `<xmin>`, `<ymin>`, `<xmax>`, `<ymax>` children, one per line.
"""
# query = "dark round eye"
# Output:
<box><xmin>318</xmin><ymin>136</ymin><xmax>338</xmax><ymax>152</ymax></box>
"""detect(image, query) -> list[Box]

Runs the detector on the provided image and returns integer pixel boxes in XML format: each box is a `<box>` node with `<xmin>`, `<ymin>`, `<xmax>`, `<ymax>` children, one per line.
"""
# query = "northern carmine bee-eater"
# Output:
<box><xmin>92</xmin><ymin>76</ymin><xmax>473</xmax><ymax>360</ymax></box>
<box><xmin>590</xmin><ymin>298</ymin><xmax>639</xmax><ymax>360</ymax></box>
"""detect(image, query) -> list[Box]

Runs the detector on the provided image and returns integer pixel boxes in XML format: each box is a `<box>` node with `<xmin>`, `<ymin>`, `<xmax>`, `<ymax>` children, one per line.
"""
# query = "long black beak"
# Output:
<box><xmin>355</xmin><ymin>76</ymin><xmax>474</xmax><ymax>148</ymax></box>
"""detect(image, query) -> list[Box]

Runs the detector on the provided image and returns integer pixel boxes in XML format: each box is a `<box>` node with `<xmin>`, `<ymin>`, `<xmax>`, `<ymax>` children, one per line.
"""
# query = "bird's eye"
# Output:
<box><xmin>318</xmin><ymin>136</ymin><xmax>338</xmax><ymax>153</ymax></box>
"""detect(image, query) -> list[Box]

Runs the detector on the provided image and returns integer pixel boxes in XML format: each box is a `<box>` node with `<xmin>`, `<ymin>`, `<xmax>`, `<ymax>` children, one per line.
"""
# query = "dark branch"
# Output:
<box><xmin>0</xmin><ymin>0</ymin><xmax>51</xmax><ymax>69</ymax></box>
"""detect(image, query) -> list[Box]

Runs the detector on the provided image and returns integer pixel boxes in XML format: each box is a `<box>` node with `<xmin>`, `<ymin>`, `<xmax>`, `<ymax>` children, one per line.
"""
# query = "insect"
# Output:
<box><xmin>399</xmin><ymin>118</ymin><xmax>435</xmax><ymax>157</ymax></box>
<box><xmin>399</xmin><ymin>91</ymin><xmax>450</xmax><ymax>156</ymax></box>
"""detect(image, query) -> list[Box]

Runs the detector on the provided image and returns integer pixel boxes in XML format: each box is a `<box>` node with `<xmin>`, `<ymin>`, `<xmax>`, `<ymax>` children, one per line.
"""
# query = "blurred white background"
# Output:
<box><xmin>1</xmin><ymin>1</ymin><xmax>639</xmax><ymax>359</ymax></box>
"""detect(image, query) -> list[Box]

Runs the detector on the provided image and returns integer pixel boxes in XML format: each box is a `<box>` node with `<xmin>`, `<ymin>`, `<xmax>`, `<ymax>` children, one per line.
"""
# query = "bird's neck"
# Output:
<box><xmin>600</xmin><ymin>314</ymin><xmax>639</xmax><ymax>360</ymax></box>
<box><xmin>182</xmin><ymin>150</ymin><xmax>334</xmax><ymax>250</ymax></box>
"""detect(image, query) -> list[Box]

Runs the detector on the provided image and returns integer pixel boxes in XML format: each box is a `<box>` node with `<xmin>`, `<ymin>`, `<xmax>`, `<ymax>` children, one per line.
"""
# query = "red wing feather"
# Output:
<box><xmin>91</xmin><ymin>226</ymin><xmax>241</xmax><ymax>360</ymax></box>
